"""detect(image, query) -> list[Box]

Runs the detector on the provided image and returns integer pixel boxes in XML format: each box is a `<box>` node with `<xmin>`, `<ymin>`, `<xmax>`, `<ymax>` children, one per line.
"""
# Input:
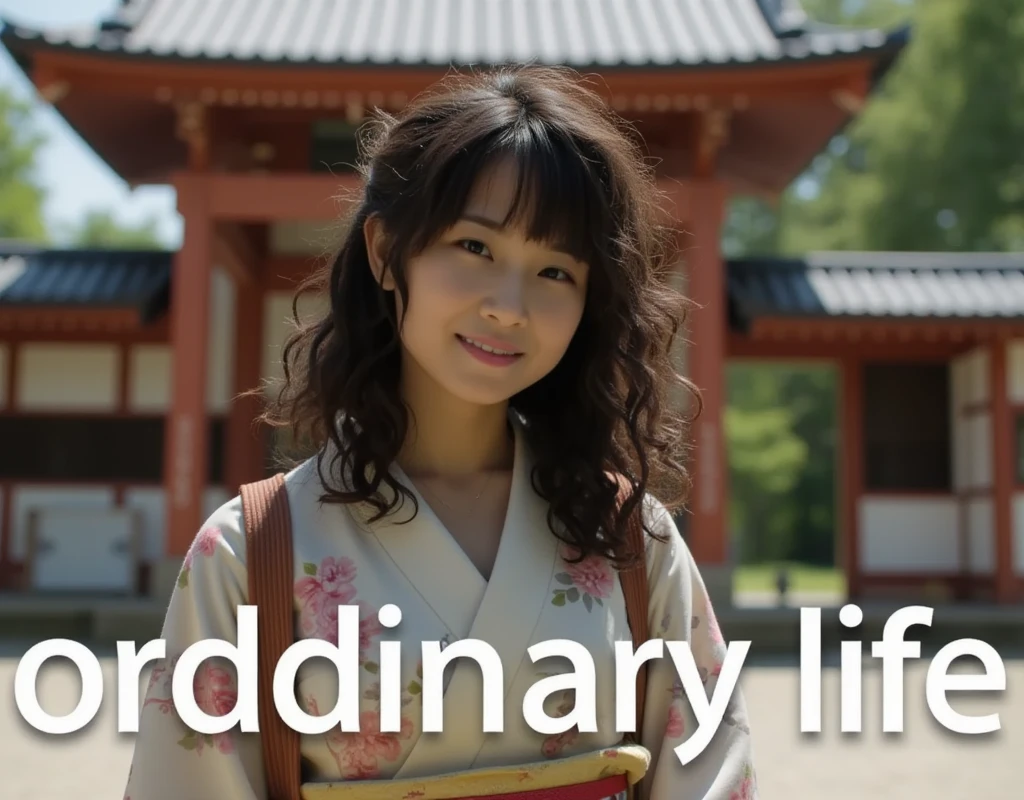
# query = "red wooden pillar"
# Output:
<box><xmin>224</xmin><ymin>273</ymin><xmax>267</xmax><ymax>493</ymax></box>
<box><xmin>991</xmin><ymin>339</ymin><xmax>1015</xmax><ymax>603</ymax></box>
<box><xmin>686</xmin><ymin>180</ymin><xmax>728</xmax><ymax>566</ymax></box>
<box><xmin>163</xmin><ymin>174</ymin><xmax>213</xmax><ymax>557</ymax></box>
<box><xmin>841</xmin><ymin>357</ymin><xmax>864</xmax><ymax>600</ymax></box>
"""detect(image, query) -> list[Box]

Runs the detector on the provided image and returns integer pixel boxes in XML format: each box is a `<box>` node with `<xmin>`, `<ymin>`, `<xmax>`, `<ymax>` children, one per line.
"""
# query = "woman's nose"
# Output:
<box><xmin>480</xmin><ymin>274</ymin><xmax>528</xmax><ymax>327</ymax></box>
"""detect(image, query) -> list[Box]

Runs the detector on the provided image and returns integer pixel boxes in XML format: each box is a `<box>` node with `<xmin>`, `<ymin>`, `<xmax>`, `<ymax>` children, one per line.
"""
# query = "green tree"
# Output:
<box><xmin>799</xmin><ymin>0</ymin><xmax>913</xmax><ymax>27</ymax></box>
<box><xmin>723</xmin><ymin>0</ymin><xmax>916</xmax><ymax>257</ymax></box>
<box><xmin>726</xmin><ymin>364</ymin><xmax>837</xmax><ymax>565</ymax></box>
<box><xmin>63</xmin><ymin>208</ymin><xmax>165</xmax><ymax>249</ymax></box>
<box><xmin>0</xmin><ymin>88</ymin><xmax>47</xmax><ymax>241</ymax></box>
<box><xmin>769</xmin><ymin>0</ymin><xmax>1024</xmax><ymax>253</ymax></box>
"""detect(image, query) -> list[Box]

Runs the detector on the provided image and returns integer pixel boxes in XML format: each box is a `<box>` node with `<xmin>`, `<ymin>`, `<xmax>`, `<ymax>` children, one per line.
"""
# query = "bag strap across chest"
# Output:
<box><xmin>240</xmin><ymin>474</ymin><xmax>302</xmax><ymax>800</ymax></box>
<box><xmin>240</xmin><ymin>473</ymin><xmax>650</xmax><ymax>800</ymax></box>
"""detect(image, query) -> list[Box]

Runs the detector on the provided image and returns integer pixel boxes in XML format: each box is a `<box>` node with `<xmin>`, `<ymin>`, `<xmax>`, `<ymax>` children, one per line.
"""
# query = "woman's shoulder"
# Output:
<box><xmin>635</xmin><ymin>489</ymin><xmax>681</xmax><ymax>542</ymax></box>
<box><xmin>192</xmin><ymin>456</ymin><xmax>325</xmax><ymax>565</ymax></box>
<box><xmin>636</xmin><ymin>489</ymin><xmax>696</xmax><ymax>569</ymax></box>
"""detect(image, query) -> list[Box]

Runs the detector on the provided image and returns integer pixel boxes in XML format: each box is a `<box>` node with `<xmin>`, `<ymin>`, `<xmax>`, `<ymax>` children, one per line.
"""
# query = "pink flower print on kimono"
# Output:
<box><xmin>693</xmin><ymin>594</ymin><xmax>726</xmax><ymax>653</ymax></box>
<box><xmin>310</xmin><ymin>602</ymin><xmax>383</xmax><ymax>664</ymax></box>
<box><xmin>295</xmin><ymin>558</ymin><xmax>383</xmax><ymax>660</ymax></box>
<box><xmin>143</xmin><ymin>657</ymin><xmax>238</xmax><ymax>755</ymax></box>
<box><xmin>296</xmin><ymin>556</ymin><xmax>359</xmax><ymax>637</ymax></box>
<box><xmin>692</xmin><ymin>598</ymin><xmax>727</xmax><ymax>683</ymax></box>
<box><xmin>664</xmin><ymin>677</ymin><xmax>687</xmax><ymax>738</ymax></box>
<box><xmin>540</xmin><ymin>690</ymin><xmax>579</xmax><ymax>758</ymax></box>
<box><xmin>665</xmin><ymin>703</ymin><xmax>686</xmax><ymax>738</ymax></box>
<box><xmin>730</xmin><ymin>763</ymin><xmax>758</xmax><ymax>800</ymax></box>
<box><xmin>176</xmin><ymin>525</ymin><xmax>221</xmax><ymax>588</ymax></box>
<box><xmin>551</xmin><ymin>546</ymin><xmax>614</xmax><ymax>611</ymax></box>
<box><xmin>308</xmin><ymin>698</ymin><xmax>414</xmax><ymax>779</ymax></box>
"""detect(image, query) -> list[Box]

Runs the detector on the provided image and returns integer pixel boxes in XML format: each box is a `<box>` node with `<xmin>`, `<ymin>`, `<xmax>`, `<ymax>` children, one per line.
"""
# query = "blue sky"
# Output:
<box><xmin>0</xmin><ymin>0</ymin><xmax>181</xmax><ymax>246</ymax></box>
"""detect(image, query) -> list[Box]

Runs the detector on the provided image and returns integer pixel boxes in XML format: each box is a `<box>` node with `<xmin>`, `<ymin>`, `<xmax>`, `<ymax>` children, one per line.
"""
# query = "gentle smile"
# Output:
<box><xmin>458</xmin><ymin>335</ymin><xmax>521</xmax><ymax>355</ymax></box>
<box><xmin>456</xmin><ymin>334</ymin><xmax>524</xmax><ymax>365</ymax></box>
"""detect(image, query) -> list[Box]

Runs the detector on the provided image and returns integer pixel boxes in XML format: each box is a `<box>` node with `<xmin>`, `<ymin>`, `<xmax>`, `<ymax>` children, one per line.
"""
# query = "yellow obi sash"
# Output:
<box><xmin>300</xmin><ymin>744</ymin><xmax>651</xmax><ymax>800</ymax></box>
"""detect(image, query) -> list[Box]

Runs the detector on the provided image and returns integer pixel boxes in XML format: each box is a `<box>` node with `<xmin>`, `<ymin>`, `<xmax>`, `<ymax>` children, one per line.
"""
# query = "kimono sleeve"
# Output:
<box><xmin>123</xmin><ymin>498</ymin><xmax>267</xmax><ymax>800</ymax></box>
<box><xmin>635</xmin><ymin>496</ymin><xmax>758</xmax><ymax>800</ymax></box>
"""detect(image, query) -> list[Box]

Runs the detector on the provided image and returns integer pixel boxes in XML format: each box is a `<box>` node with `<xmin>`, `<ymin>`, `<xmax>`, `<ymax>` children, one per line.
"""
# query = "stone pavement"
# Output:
<box><xmin>0</xmin><ymin>640</ymin><xmax>1018</xmax><ymax>799</ymax></box>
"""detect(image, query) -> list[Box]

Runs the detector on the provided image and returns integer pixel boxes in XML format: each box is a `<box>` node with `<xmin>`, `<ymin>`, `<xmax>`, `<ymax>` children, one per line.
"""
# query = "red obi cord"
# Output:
<box><xmin>455</xmin><ymin>773</ymin><xmax>628</xmax><ymax>800</ymax></box>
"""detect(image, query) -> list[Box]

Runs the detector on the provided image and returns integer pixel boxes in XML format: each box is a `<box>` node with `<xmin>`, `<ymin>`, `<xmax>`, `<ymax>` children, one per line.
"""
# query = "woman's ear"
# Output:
<box><xmin>363</xmin><ymin>214</ymin><xmax>396</xmax><ymax>291</ymax></box>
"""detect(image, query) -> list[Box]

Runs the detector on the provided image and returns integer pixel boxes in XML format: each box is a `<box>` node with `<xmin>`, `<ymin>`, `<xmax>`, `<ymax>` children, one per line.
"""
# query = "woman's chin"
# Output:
<box><xmin>430</xmin><ymin>372</ymin><xmax>529</xmax><ymax>409</ymax></box>
<box><xmin>444</xmin><ymin>385</ymin><xmax>520</xmax><ymax>408</ymax></box>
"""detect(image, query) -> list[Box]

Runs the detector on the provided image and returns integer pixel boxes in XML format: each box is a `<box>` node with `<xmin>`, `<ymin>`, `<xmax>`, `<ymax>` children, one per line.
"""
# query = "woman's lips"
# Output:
<box><xmin>456</xmin><ymin>334</ymin><xmax>524</xmax><ymax>367</ymax></box>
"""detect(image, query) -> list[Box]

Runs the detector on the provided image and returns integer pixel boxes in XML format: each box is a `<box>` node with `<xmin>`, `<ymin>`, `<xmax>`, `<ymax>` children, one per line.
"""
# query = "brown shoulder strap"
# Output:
<box><xmin>240</xmin><ymin>473</ymin><xmax>301</xmax><ymax>800</ymax></box>
<box><xmin>614</xmin><ymin>478</ymin><xmax>650</xmax><ymax>744</ymax></box>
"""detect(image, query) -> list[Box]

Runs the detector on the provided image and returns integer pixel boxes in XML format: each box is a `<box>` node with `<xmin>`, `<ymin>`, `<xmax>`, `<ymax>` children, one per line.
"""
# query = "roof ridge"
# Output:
<box><xmin>806</xmin><ymin>251</ymin><xmax>1024</xmax><ymax>270</ymax></box>
<box><xmin>102</xmin><ymin>0</ymin><xmax>151</xmax><ymax>31</ymax></box>
<box><xmin>0</xmin><ymin>244</ymin><xmax>172</xmax><ymax>260</ymax></box>
<box><xmin>729</xmin><ymin>251</ymin><xmax>1024</xmax><ymax>271</ymax></box>
<box><xmin>0</xmin><ymin>0</ymin><xmax>909</xmax><ymax>70</ymax></box>
<box><xmin>753</xmin><ymin>0</ymin><xmax>811</xmax><ymax>38</ymax></box>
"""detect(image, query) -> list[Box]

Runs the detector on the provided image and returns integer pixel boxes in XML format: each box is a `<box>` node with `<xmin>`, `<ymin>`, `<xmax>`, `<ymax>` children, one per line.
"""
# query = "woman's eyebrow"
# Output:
<box><xmin>458</xmin><ymin>214</ymin><xmax>578</xmax><ymax>259</ymax></box>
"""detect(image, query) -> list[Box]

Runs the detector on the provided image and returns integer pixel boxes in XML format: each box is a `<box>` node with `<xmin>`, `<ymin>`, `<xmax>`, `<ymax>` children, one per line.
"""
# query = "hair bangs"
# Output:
<box><xmin>407</xmin><ymin>114</ymin><xmax>613</xmax><ymax>268</ymax></box>
<box><xmin>504</xmin><ymin>125</ymin><xmax>611</xmax><ymax>268</ymax></box>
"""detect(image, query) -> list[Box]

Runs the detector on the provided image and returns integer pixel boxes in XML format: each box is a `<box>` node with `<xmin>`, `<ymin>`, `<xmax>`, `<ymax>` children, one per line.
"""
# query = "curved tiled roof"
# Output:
<box><xmin>0</xmin><ymin>245</ymin><xmax>171</xmax><ymax>323</ymax></box>
<box><xmin>728</xmin><ymin>252</ymin><xmax>1024</xmax><ymax>321</ymax></box>
<box><xmin>0</xmin><ymin>0</ymin><xmax>907</xmax><ymax>70</ymax></box>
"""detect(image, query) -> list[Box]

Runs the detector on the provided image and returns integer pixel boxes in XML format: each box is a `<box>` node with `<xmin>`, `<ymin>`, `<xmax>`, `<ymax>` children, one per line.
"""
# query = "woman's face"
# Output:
<box><xmin>369</xmin><ymin>158</ymin><xmax>590</xmax><ymax>408</ymax></box>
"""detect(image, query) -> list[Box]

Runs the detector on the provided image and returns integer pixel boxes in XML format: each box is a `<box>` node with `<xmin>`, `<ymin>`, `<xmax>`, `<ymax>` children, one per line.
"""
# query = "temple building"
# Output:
<box><xmin>0</xmin><ymin>0</ymin><xmax>1021</xmax><ymax>607</ymax></box>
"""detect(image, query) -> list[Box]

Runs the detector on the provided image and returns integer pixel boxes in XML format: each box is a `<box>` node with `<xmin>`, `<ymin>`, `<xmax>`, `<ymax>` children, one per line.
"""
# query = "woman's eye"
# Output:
<box><xmin>540</xmin><ymin>266</ymin><xmax>574</xmax><ymax>283</ymax></box>
<box><xmin>458</xmin><ymin>239</ymin><xmax>490</xmax><ymax>257</ymax></box>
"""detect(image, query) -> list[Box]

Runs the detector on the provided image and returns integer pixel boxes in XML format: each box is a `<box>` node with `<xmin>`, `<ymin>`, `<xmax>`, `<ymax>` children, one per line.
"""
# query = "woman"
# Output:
<box><xmin>124</xmin><ymin>65</ymin><xmax>757</xmax><ymax>800</ymax></box>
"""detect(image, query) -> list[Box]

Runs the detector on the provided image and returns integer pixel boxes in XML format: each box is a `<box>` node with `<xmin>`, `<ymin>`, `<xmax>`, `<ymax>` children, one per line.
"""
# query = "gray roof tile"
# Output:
<box><xmin>729</xmin><ymin>252</ymin><xmax>1024</xmax><ymax>322</ymax></box>
<box><xmin>1</xmin><ymin>0</ymin><xmax>906</xmax><ymax>68</ymax></box>
<box><xmin>0</xmin><ymin>246</ymin><xmax>171</xmax><ymax>323</ymax></box>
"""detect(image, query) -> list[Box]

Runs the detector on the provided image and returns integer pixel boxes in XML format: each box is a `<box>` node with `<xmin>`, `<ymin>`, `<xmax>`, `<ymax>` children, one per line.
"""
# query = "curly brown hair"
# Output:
<box><xmin>264</xmin><ymin>64</ymin><xmax>699</xmax><ymax>564</ymax></box>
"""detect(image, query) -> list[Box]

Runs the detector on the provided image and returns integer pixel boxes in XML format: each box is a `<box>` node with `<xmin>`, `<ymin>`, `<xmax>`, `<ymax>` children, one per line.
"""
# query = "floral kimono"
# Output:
<box><xmin>123</xmin><ymin>417</ymin><xmax>757</xmax><ymax>799</ymax></box>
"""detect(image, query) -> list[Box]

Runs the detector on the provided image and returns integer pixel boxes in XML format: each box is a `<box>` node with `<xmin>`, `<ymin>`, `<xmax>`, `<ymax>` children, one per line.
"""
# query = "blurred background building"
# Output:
<box><xmin>0</xmin><ymin>0</ymin><xmax>1021</xmax><ymax>617</ymax></box>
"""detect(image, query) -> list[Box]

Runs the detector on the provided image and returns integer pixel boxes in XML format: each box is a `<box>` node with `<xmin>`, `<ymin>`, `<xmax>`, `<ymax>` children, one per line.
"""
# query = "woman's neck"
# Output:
<box><xmin>396</xmin><ymin>364</ymin><xmax>514</xmax><ymax>478</ymax></box>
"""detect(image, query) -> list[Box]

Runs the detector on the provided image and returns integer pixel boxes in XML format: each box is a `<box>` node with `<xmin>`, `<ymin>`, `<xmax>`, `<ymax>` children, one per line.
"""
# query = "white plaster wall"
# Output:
<box><xmin>963</xmin><ymin>347</ymin><xmax>990</xmax><ymax>407</ymax></box>
<box><xmin>950</xmin><ymin>348</ymin><xmax>991</xmax><ymax>490</ymax></box>
<box><xmin>966</xmin><ymin>497</ymin><xmax>995</xmax><ymax>574</ymax></box>
<box><xmin>270</xmin><ymin>220</ymin><xmax>339</xmax><ymax>256</ymax></box>
<box><xmin>951</xmin><ymin>349</ymin><xmax>969</xmax><ymax>413</ymax></box>
<box><xmin>1014</xmin><ymin>493</ymin><xmax>1024</xmax><ymax>576</ymax></box>
<box><xmin>125</xmin><ymin>268</ymin><xmax>234</xmax><ymax>414</ymax></box>
<box><xmin>9</xmin><ymin>486</ymin><xmax>115</xmax><ymax>562</ymax></box>
<box><xmin>207</xmin><ymin>266</ymin><xmax>236</xmax><ymax>413</ymax></box>
<box><xmin>262</xmin><ymin>292</ymin><xmax>293</xmax><ymax>393</ymax></box>
<box><xmin>1008</xmin><ymin>340</ymin><xmax>1024</xmax><ymax>404</ymax></box>
<box><xmin>28</xmin><ymin>507</ymin><xmax>138</xmax><ymax>592</ymax></box>
<box><xmin>16</xmin><ymin>344</ymin><xmax>119</xmax><ymax>411</ymax></box>
<box><xmin>262</xmin><ymin>290</ymin><xmax>328</xmax><ymax>395</ymax></box>
<box><xmin>0</xmin><ymin>344</ymin><xmax>7</xmax><ymax>409</ymax></box>
<box><xmin>860</xmin><ymin>496</ymin><xmax>959</xmax><ymax>572</ymax></box>
<box><xmin>966</xmin><ymin>412</ymin><xmax>993</xmax><ymax>490</ymax></box>
<box><xmin>122</xmin><ymin>488</ymin><xmax>166</xmax><ymax>561</ymax></box>
<box><xmin>128</xmin><ymin>344</ymin><xmax>172</xmax><ymax>412</ymax></box>
<box><xmin>123</xmin><ymin>486</ymin><xmax>233</xmax><ymax>562</ymax></box>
